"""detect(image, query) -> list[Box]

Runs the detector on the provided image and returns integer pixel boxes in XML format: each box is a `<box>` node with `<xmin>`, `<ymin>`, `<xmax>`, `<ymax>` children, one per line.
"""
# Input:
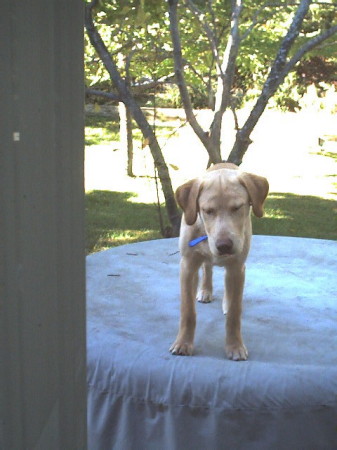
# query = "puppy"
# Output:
<box><xmin>170</xmin><ymin>163</ymin><xmax>269</xmax><ymax>360</ymax></box>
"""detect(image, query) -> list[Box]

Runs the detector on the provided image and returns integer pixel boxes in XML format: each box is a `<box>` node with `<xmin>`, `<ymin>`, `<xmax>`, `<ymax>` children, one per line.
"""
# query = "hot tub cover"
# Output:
<box><xmin>87</xmin><ymin>236</ymin><xmax>337</xmax><ymax>449</ymax></box>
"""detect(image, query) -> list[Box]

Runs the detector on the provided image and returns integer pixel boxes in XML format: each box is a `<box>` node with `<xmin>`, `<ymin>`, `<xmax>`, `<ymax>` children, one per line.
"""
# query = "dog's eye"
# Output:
<box><xmin>203</xmin><ymin>208</ymin><xmax>215</xmax><ymax>216</ymax></box>
<box><xmin>232</xmin><ymin>204</ymin><xmax>243</xmax><ymax>213</ymax></box>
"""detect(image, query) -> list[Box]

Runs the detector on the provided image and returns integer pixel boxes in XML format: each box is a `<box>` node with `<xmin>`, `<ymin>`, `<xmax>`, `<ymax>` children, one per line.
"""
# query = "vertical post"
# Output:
<box><xmin>0</xmin><ymin>1</ymin><xmax>86</xmax><ymax>449</ymax></box>
<box><xmin>119</xmin><ymin>101</ymin><xmax>134</xmax><ymax>177</ymax></box>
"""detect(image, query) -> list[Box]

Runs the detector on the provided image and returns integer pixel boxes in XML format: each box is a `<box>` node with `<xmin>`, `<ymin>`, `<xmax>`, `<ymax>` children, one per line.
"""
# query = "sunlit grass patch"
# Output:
<box><xmin>89</xmin><ymin>229</ymin><xmax>162</xmax><ymax>253</ymax></box>
<box><xmin>263</xmin><ymin>208</ymin><xmax>290</xmax><ymax>220</ymax></box>
<box><xmin>85</xmin><ymin>190</ymin><xmax>169</xmax><ymax>254</ymax></box>
<box><xmin>85</xmin><ymin>112</ymin><xmax>182</xmax><ymax>147</ymax></box>
<box><xmin>253</xmin><ymin>192</ymin><xmax>337</xmax><ymax>240</ymax></box>
<box><xmin>85</xmin><ymin>115</ymin><xmax>120</xmax><ymax>145</ymax></box>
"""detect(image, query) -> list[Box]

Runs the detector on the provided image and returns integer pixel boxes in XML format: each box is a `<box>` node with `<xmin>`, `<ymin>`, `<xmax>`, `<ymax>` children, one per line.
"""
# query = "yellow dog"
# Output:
<box><xmin>170</xmin><ymin>163</ymin><xmax>269</xmax><ymax>360</ymax></box>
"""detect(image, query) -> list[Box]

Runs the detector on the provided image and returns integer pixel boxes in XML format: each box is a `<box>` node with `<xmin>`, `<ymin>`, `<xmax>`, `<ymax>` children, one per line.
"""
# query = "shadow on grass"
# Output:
<box><xmin>86</xmin><ymin>190</ymin><xmax>337</xmax><ymax>254</ymax></box>
<box><xmin>253</xmin><ymin>192</ymin><xmax>337</xmax><ymax>241</ymax></box>
<box><xmin>86</xmin><ymin>190</ymin><xmax>168</xmax><ymax>254</ymax></box>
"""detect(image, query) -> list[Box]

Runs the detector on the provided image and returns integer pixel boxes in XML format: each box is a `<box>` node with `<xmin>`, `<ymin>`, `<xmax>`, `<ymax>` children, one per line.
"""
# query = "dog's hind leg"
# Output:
<box><xmin>196</xmin><ymin>261</ymin><xmax>213</xmax><ymax>303</ymax></box>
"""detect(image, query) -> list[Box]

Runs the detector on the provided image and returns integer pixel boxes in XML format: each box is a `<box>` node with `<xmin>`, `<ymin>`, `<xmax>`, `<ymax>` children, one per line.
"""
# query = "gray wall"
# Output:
<box><xmin>0</xmin><ymin>1</ymin><xmax>87</xmax><ymax>448</ymax></box>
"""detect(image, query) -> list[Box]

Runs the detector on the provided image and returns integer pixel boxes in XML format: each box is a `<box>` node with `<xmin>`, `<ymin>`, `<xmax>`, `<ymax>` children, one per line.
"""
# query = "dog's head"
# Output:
<box><xmin>176</xmin><ymin>167</ymin><xmax>269</xmax><ymax>258</ymax></box>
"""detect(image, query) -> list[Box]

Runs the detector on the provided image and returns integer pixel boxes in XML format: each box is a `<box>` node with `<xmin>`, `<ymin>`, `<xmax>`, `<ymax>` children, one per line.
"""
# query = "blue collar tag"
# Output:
<box><xmin>189</xmin><ymin>235</ymin><xmax>208</xmax><ymax>247</ymax></box>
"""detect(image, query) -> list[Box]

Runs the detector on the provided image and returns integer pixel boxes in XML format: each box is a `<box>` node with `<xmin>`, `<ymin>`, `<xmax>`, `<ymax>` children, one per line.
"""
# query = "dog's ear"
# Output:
<box><xmin>175</xmin><ymin>179</ymin><xmax>202</xmax><ymax>225</ymax></box>
<box><xmin>239</xmin><ymin>173</ymin><xmax>269</xmax><ymax>218</ymax></box>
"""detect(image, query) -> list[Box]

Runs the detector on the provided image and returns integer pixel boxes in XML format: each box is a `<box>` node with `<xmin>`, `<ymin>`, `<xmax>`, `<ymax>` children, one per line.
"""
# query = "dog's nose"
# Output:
<box><xmin>216</xmin><ymin>238</ymin><xmax>233</xmax><ymax>255</ymax></box>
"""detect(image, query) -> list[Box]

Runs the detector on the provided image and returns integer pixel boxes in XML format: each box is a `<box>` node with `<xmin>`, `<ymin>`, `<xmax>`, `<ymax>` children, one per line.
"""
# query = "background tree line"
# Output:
<box><xmin>84</xmin><ymin>0</ymin><xmax>337</xmax><ymax>235</ymax></box>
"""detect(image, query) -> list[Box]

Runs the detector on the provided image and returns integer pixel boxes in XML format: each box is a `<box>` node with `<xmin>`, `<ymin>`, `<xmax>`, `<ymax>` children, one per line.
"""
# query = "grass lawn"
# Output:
<box><xmin>85</xmin><ymin>111</ymin><xmax>337</xmax><ymax>254</ymax></box>
<box><xmin>86</xmin><ymin>190</ymin><xmax>167</xmax><ymax>253</ymax></box>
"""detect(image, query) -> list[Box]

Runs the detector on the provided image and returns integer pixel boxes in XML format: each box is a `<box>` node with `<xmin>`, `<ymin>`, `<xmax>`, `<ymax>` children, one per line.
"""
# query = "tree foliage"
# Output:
<box><xmin>85</xmin><ymin>0</ymin><xmax>182</xmax><ymax>235</ymax></box>
<box><xmin>84</xmin><ymin>0</ymin><xmax>337</xmax><ymax>229</ymax></box>
<box><xmin>85</xmin><ymin>0</ymin><xmax>337</xmax><ymax>109</ymax></box>
<box><xmin>85</xmin><ymin>1</ymin><xmax>174</xmax><ymax>97</ymax></box>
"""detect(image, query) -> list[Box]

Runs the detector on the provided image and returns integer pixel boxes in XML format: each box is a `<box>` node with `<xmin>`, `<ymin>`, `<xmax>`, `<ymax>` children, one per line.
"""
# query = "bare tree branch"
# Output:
<box><xmin>110</xmin><ymin>41</ymin><xmax>134</xmax><ymax>57</ymax></box>
<box><xmin>168</xmin><ymin>0</ymin><xmax>244</xmax><ymax>164</ymax></box>
<box><xmin>185</xmin><ymin>0</ymin><xmax>223</xmax><ymax>73</ymax></box>
<box><xmin>86</xmin><ymin>88</ymin><xmax>121</xmax><ymax>102</ymax></box>
<box><xmin>86</xmin><ymin>74</ymin><xmax>176</xmax><ymax>101</ymax></box>
<box><xmin>206</xmin><ymin>0</ymin><xmax>217</xmax><ymax>34</ymax></box>
<box><xmin>242</xmin><ymin>1</ymin><xmax>337</xmax><ymax>41</ymax></box>
<box><xmin>228</xmin><ymin>0</ymin><xmax>333</xmax><ymax>164</ymax></box>
<box><xmin>208</xmin><ymin>0</ymin><xmax>243</xmax><ymax>157</ymax></box>
<box><xmin>183</xmin><ymin>60</ymin><xmax>207</xmax><ymax>85</ymax></box>
<box><xmin>168</xmin><ymin>0</ymin><xmax>214</xmax><ymax>157</ymax></box>
<box><xmin>282</xmin><ymin>23</ymin><xmax>337</xmax><ymax>77</ymax></box>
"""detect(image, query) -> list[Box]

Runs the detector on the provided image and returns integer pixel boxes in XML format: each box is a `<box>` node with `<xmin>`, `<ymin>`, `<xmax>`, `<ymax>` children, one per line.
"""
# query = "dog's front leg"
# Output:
<box><xmin>225</xmin><ymin>264</ymin><xmax>248</xmax><ymax>361</ymax></box>
<box><xmin>170</xmin><ymin>256</ymin><xmax>200</xmax><ymax>356</ymax></box>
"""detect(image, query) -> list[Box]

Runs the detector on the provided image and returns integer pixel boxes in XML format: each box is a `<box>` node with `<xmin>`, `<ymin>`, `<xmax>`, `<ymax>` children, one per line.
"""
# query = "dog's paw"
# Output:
<box><xmin>196</xmin><ymin>289</ymin><xmax>213</xmax><ymax>303</ymax></box>
<box><xmin>169</xmin><ymin>341</ymin><xmax>194</xmax><ymax>356</ymax></box>
<box><xmin>225</xmin><ymin>343</ymin><xmax>248</xmax><ymax>361</ymax></box>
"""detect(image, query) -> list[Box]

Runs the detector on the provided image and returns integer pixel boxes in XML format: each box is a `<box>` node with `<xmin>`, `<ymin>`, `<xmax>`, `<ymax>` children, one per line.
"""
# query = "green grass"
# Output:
<box><xmin>253</xmin><ymin>193</ymin><xmax>337</xmax><ymax>240</ymax></box>
<box><xmin>86</xmin><ymin>190</ymin><xmax>169</xmax><ymax>254</ymax></box>
<box><xmin>85</xmin><ymin>116</ymin><xmax>120</xmax><ymax>146</ymax></box>
<box><xmin>85</xmin><ymin>114</ymin><xmax>337</xmax><ymax>253</ymax></box>
<box><xmin>85</xmin><ymin>113</ymin><xmax>181</xmax><ymax>147</ymax></box>
<box><xmin>85</xmin><ymin>190</ymin><xmax>337</xmax><ymax>254</ymax></box>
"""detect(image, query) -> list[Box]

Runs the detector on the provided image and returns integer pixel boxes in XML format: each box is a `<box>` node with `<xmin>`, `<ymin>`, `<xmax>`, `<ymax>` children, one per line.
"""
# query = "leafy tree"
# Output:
<box><xmin>85</xmin><ymin>1</ymin><xmax>174</xmax><ymax>99</ymax></box>
<box><xmin>168</xmin><ymin>0</ymin><xmax>337</xmax><ymax>165</ymax></box>
<box><xmin>84</xmin><ymin>0</ymin><xmax>337</xmax><ymax>233</ymax></box>
<box><xmin>85</xmin><ymin>0</ymin><xmax>181</xmax><ymax>236</ymax></box>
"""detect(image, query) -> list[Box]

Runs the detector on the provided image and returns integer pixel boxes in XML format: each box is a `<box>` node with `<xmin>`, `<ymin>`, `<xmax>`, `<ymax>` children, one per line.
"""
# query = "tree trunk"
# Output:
<box><xmin>85</xmin><ymin>1</ymin><xmax>181</xmax><ymax>236</ymax></box>
<box><xmin>209</xmin><ymin>0</ymin><xmax>242</xmax><ymax>161</ymax></box>
<box><xmin>119</xmin><ymin>102</ymin><xmax>134</xmax><ymax>177</ymax></box>
<box><xmin>168</xmin><ymin>0</ymin><xmax>221</xmax><ymax>164</ymax></box>
<box><xmin>169</xmin><ymin>0</ymin><xmax>242</xmax><ymax>165</ymax></box>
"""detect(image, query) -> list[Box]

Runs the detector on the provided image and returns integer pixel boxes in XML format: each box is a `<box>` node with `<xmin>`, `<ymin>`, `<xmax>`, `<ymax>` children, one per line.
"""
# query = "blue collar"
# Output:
<box><xmin>189</xmin><ymin>235</ymin><xmax>208</xmax><ymax>247</ymax></box>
